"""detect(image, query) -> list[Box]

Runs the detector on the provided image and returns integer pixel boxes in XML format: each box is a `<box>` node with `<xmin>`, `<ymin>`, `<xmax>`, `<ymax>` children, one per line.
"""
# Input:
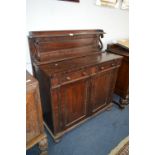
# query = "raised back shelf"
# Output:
<box><xmin>28</xmin><ymin>29</ymin><xmax>105</xmax><ymax>64</ymax></box>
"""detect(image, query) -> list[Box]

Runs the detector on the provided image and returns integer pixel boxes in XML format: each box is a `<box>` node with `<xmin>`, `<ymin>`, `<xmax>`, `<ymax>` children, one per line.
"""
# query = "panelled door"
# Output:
<box><xmin>60</xmin><ymin>78</ymin><xmax>89</xmax><ymax>129</ymax></box>
<box><xmin>90</xmin><ymin>68</ymin><xmax>117</xmax><ymax>113</ymax></box>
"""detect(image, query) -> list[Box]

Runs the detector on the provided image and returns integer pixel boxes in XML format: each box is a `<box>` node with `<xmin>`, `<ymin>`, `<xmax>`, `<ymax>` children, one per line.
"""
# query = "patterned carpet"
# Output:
<box><xmin>109</xmin><ymin>136</ymin><xmax>129</xmax><ymax>155</ymax></box>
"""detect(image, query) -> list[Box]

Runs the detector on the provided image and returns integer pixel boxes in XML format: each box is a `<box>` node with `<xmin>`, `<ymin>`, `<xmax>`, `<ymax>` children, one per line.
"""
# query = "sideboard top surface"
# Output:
<box><xmin>39</xmin><ymin>52</ymin><xmax>122</xmax><ymax>76</ymax></box>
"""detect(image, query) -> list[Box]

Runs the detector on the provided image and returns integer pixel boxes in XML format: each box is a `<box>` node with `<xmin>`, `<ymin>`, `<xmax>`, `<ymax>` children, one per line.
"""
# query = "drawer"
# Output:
<box><xmin>115</xmin><ymin>59</ymin><xmax>122</xmax><ymax>66</ymax></box>
<box><xmin>51</xmin><ymin>77</ymin><xmax>59</xmax><ymax>87</ymax></box>
<box><xmin>61</xmin><ymin>69</ymin><xmax>90</xmax><ymax>83</ymax></box>
<box><xmin>98</xmin><ymin>59</ymin><xmax>122</xmax><ymax>71</ymax></box>
<box><xmin>51</xmin><ymin>73</ymin><xmax>61</xmax><ymax>87</ymax></box>
<box><xmin>90</xmin><ymin>66</ymin><xmax>98</xmax><ymax>75</ymax></box>
<box><xmin>98</xmin><ymin>61</ymin><xmax>116</xmax><ymax>71</ymax></box>
<box><xmin>51</xmin><ymin>60</ymin><xmax>122</xmax><ymax>87</ymax></box>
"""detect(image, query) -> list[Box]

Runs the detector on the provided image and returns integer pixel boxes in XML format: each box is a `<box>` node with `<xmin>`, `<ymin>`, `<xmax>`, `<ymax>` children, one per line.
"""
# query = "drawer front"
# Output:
<box><xmin>51</xmin><ymin>73</ymin><xmax>62</xmax><ymax>88</ymax></box>
<box><xmin>61</xmin><ymin>69</ymin><xmax>90</xmax><ymax>84</ymax></box>
<box><xmin>51</xmin><ymin>59</ymin><xmax>121</xmax><ymax>88</ymax></box>
<box><xmin>98</xmin><ymin>60</ymin><xmax>121</xmax><ymax>72</ymax></box>
<box><xmin>51</xmin><ymin>77</ymin><xmax>59</xmax><ymax>87</ymax></box>
<box><xmin>90</xmin><ymin>66</ymin><xmax>98</xmax><ymax>75</ymax></box>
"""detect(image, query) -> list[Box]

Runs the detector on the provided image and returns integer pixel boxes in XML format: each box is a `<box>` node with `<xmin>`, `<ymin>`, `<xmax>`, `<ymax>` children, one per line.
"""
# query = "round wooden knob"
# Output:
<box><xmin>66</xmin><ymin>77</ymin><xmax>71</xmax><ymax>80</ymax></box>
<box><xmin>100</xmin><ymin>66</ymin><xmax>104</xmax><ymax>70</ymax></box>
<box><xmin>55</xmin><ymin>63</ymin><xmax>58</xmax><ymax>66</ymax></box>
<box><xmin>82</xmin><ymin>72</ymin><xmax>87</xmax><ymax>76</ymax></box>
<box><xmin>69</xmin><ymin>33</ymin><xmax>74</xmax><ymax>36</ymax></box>
<box><xmin>112</xmin><ymin>63</ymin><xmax>115</xmax><ymax>66</ymax></box>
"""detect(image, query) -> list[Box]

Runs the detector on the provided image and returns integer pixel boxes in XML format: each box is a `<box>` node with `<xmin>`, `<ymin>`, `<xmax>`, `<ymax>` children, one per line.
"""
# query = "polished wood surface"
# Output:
<box><xmin>28</xmin><ymin>30</ymin><xmax>122</xmax><ymax>142</ymax></box>
<box><xmin>39</xmin><ymin>52</ymin><xmax>122</xmax><ymax>75</ymax></box>
<box><xmin>107</xmin><ymin>43</ymin><xmax>129</xmax><ymax>108</ymax></box>
<box><xmin>26</xmin><ymin>71</ymin><xmax>48</xmax><ymax>154</ymax></box>
<box><xmin>28</xmin><ymin>29</ymin><xmax>104</xmax><ymax>64</ymax></box>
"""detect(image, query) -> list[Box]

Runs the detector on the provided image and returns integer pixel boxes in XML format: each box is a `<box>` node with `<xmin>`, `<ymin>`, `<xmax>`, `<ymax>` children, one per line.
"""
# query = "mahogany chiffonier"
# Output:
<box><xmin>28</xmin><ymin>29</ymin><xmax>123</xmax><ymax>142</ymax></box>
<box><xmin>107</xmin><ymin>40</ymin><xmax>129</xmax><ymax>108</ymax></box>
<box><xmin>26</xmin><ymin>71</ymin><xmax>48</xmax><ymax>154</ymax></box>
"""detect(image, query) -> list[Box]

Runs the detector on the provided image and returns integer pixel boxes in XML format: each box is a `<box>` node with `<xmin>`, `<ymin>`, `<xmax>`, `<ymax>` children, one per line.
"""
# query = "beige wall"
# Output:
<box><xmin>26</xmin><ymin>0</ymin><xmax>129</xmax><ymax>73</ymax></box>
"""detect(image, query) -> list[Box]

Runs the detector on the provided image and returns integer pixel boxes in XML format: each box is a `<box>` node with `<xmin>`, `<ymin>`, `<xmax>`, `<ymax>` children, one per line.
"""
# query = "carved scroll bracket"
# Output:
<box><xmin>98</xmin><ymin>32</ymin><xmax>105</xmax><ymax>50</ymax></box>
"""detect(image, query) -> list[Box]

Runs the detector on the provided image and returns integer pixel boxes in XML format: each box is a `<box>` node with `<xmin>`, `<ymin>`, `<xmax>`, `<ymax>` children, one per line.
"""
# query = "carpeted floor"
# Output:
<box><xmin>27</xmin><ymin>95</ymin><xmax>129</xmax><ymax>155</ymax></box>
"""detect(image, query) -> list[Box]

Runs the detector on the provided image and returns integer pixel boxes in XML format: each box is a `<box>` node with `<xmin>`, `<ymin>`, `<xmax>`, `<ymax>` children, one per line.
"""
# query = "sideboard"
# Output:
<box><xmin>28</xmin><ymin>29</ymin><xmax>122</xmax><ymax>142</ymax></box>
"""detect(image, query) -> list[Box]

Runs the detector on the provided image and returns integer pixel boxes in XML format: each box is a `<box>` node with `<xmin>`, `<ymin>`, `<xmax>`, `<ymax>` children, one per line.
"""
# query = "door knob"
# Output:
<box><xmin>66</xmin><ymin>77</ymin><xmax>71</xmax><ymax>80</ymax></box>
<box><xmin>100</xmin><ymin>66</ymin><xmax>104</xmax><ymax>70</ymax></box>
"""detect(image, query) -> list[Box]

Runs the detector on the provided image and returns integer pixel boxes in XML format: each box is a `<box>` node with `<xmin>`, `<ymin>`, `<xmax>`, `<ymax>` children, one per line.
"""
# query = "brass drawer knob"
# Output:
<box><xmin>66</xmin><ymin>77</ymin><xmax>71</xmax><ymax>80</ymax></box>
<box><xmin>100</xmin><ymin>66</ymin><xmax>104</xmax><ymax>70</ymax></box>
<box><xmin>111</xmin><ymin>63</ymin><xmax>115</xmax><ymax>66</ymax></box>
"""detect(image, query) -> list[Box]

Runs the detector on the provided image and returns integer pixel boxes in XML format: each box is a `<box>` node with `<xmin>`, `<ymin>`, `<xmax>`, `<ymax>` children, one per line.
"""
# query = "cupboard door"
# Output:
<box><xmin>90</xmin><ymin>69</ymin><xmax>114</xmax><ymax>113</ymax></box>
<box><xmin>60</xmin><ymin>78</ymin><xmax>89</xmax><ymax>129</ymax></box>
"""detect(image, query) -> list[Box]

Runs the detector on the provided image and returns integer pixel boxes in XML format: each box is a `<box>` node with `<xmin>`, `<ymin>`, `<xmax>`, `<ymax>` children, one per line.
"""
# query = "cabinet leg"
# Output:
<box><xmin>120</xmin><ymin>95</ymin><xmax>129</xmax><ymax>106</ymax></box>
<box><xmin>113</xmin><ymin>100</ymin><xmax>124</xmax><ymax>109</ymax></box>
<box><xmin>54</xmin><ymin>138</ymin><xmax>62</xmax><ymax>143</ymax></box>
<box><xmin>106</xmin><ymin>106</ymin><xmax>112</xmax><ymax>111</ymax></box>
<box><xmin>38</xmin><ymin>136</ymin><xmax>48</xmax><ymax>155</ymax></box>
<box><xmin>113</xmin><ymin>95</ymin><xmax>129</xmax><ymax>109</ymax></box>
<box><xmin>119</xmin><ymin>95</ymin><xmax>129</xmax><ymax>109</ymax></box>
<box><xmin>119</xmin><ymin>101</ymin><xmax>126</xmax><ymax>109</ymax></box>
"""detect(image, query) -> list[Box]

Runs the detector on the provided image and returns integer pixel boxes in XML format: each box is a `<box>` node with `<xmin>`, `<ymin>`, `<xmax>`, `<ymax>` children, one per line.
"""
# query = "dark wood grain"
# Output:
<box><xmin>28</xmin><ymin>29</ymin><xmax>105</xmax><ymax>63</ymax></box>
<box><xmin>107</xmin><ymin>43</ymin><xmax>129</xmax><ymax>108</ymax></box>
<box><xmin>26</xmin><ymin>71</ymin><xmax>48</xmax><ymax>154</ymax></box>
<box><xmin>28</xmin><ymin>30</ymin><xmax>122</xmax><ymax>142</ymax></box>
